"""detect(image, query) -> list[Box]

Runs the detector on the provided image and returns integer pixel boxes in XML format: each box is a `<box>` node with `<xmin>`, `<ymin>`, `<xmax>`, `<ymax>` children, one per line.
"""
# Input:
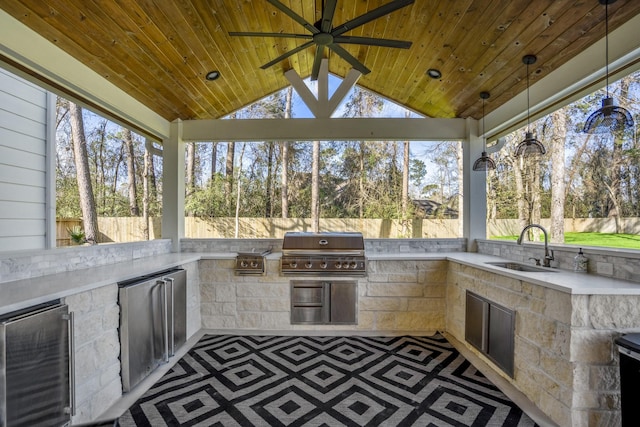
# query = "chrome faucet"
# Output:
<box><xmin>517</xmin><ymin>224</ymin><xmax>554</xmax><ymax>267</ymax></box>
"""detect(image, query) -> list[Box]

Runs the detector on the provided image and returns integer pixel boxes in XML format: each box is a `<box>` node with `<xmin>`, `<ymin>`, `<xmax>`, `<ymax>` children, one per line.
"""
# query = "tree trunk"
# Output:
<box><xmin>211</xmin><ymin>142</ymin><xmax>218</xmax><ymax>178</ymax></box>
<box><xmin>550</xmin><ymin>109</ymin><xmax>566</xmax><ymax>243</ymax></box>
<box><xmin>234</xmin><ymin>143</ymin><xmax>246</xmax><ymax>238</ymax></box>
<box><xmin>225</xmin><ymin>141</ymin><xmax>236</xmax><ymax>214</ymax></box>
<box><xmin>69</xmin><ymin>103</ymin><xmax>99</xmax><ymax>244</ymax></box>
<box><xmin>402</xmin><ymin>138</ymin><xmax>410</xmax><ymax>236</ymax></box>
<box><xmin>514</xmin><ymin>155</ymin><xmax>528</xmax><ymax>231</ymax></box>
<box><xmin>265</xmin><ymin>142</ymin><xmax>274</xmax><ymax>217</ymax></box>
<box><xmin>281</xmin><ymin>87</ymin><xmax>293</xmax><ymax>218</ymax></box>
<box><xmin>142</xmin><ymin>142</ymin><xmax>151</xmax><ymax>240</ymax></box>
<box><xmin>123</xmin><ymin>129</ymin><xmax>139</xmax><ymax>216</ymax></box>
<box><xmin>359</xmin><ymin>141</ymin><xmax>365</xmax><ymax>218</ymax></box>
<box><xmin>186</xmin><ymin>142</ymin><xmax>196</xmax><ymax>194</ymax></box>
<box><xmin>311</xmin><ymin>140</ymin><xmax>320</xmax><ymax>232</ymax></box>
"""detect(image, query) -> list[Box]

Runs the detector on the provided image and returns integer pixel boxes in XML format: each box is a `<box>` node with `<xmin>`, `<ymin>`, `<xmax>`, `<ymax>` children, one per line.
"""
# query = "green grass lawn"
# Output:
<box><xmin>491</xmin><ymin>232</ymin><xmax>640</xmax><ymax>249</ymax></box>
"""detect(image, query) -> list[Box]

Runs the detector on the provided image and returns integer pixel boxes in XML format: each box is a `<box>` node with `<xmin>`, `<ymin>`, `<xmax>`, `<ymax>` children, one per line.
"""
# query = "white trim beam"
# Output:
<box><xmin>181</xmin><ymin>117</ymin><xmax>467</xmax><ymax>142</ymax></box>
<box><xmin>285</xmin><ymin>59</ymin><xmax>361</xmax><ymax>118</ymax></box>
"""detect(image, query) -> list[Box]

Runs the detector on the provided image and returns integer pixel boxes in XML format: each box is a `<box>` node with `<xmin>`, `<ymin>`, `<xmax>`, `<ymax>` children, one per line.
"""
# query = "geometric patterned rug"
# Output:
<box><xmin>118</xmin><ymin>333</ymin><xmax>539</xmax><ymax>426</ymax></box>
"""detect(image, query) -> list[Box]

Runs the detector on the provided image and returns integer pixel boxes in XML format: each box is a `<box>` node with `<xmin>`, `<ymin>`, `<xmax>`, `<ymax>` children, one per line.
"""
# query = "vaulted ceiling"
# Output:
<box><xmin>2</xmin><ymin>0</ymin><xmax>640</xmax><ymax>123</ymax></box>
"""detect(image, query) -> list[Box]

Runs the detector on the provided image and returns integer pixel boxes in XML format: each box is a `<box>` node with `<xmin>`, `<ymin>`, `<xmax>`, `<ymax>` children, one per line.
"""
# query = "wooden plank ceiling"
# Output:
<box><xmin>2</xmin><ymin>0</ymin><xmax>640</xmax><ymax>121</ymax></box>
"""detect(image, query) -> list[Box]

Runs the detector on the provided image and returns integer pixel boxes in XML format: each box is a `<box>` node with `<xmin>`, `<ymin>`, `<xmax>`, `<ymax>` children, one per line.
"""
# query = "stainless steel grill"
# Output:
<box><xmin>280</xmin><ymin>232</ymin><xmax>366</xmax><ymax>275</ymax></box>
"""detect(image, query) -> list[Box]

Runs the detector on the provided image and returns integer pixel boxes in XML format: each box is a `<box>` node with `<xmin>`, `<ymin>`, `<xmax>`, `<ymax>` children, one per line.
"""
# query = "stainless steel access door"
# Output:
<box><xmin>0</xmin><ymin>302</ymin><xmax>72</xmax><ymax>427</ymax></box>
<box><xmin>119</xmin><ymin>277</ymin><xmax>168</xmax><ymax>392</ymax></box>
<box><xmin>163</xmin><ymin>269</ymin><xmax>186</xmax><ymax>356</ymax></box>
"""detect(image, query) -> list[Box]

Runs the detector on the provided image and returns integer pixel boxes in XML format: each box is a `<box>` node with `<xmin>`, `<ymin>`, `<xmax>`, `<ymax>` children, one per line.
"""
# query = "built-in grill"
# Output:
<box><xmin>235</xmin><ymin>249</ymin><xmax>272</xmax><ymax>275</ymax></box>
<box><xmin>280</xmin><ymin>231</ymin><xmax>366</xmax><ymax>275</ymax></box>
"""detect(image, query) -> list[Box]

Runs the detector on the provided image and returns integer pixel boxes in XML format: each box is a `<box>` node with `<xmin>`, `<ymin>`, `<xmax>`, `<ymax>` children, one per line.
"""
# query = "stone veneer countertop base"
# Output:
<box><xmin>2</xmin><ymin>251</ymin><xmax>639</xmax><ymax>316</ymax></box>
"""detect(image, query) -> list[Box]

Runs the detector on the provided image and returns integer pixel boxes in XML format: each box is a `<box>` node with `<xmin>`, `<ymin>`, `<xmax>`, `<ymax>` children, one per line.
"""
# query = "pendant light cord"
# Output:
<box><xmin>605</xmin><ymin>0</ymin><xmax>610</xmax><ymax>97</ymax></box>
<box><xmin>482</xmin><ymin>97</ymin><xmax>487</xmax><ymax>151</ymax></box>
<box><xmin>526</xmin><ymin>61</ymin><xmax>531</xmax><ymax>133</ymax></box>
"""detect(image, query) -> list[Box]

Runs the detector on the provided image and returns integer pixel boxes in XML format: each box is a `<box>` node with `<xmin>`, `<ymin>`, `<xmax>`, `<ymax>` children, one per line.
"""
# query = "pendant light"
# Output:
<box><xmin>473</xmin><ymin>91</ymin><xmax>496</xmax><ymax>171</ymax></box>
<box><xmin>515</xmin><ymin>54</ymin><xmax>546</xmax><ymax>156</ymax></box>
<box><xmin>583</xmin><ymin>0</ymin><xmax>634</xmax><ymax>134</ymax></box>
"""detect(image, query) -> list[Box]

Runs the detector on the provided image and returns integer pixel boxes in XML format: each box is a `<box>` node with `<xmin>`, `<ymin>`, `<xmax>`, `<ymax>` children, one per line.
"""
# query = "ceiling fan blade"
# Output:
<box><xmin>320</xmin><ymin>0</ymin><xmax>338</xmax><ymax>33</ymax></box>
<box><xmin>260</xmin><ymin>41</ymin><xmax>315</xmax><ymax>69</ymax></box>
<box><xmin>333</xmin><ymin>36</ymin><xmax>412</xmax><ymax>49</ymax></box>
<box><xmin>327</xmin><ymin>43</ymin><xmax>371</xmax><ymax>75</ymax></box>
<box><xmin>229</xmin><ymin>32</ymin><xmax>312</xmax><ymax>40</ymax></box>
<box><xmin>311</xmin><ymin>45</ymin><xmax>324</xmax><ymax>81</ymax></box>
<box><xmin>266</xmin><ymin>0</ymin><xmax>319</xmax><ymax>34</ymax></box>
<box><xmin>332</xmin><ymin>0</ymin><xmax>415</xmax><ymax>37</ymax></box>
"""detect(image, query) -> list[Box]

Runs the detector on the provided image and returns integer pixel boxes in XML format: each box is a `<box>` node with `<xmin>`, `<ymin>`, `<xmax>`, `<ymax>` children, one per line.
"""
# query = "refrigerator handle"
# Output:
<box><xmin>63</xmin><ymin>310</ymin><xmax>76</xmax><ymax>416</ymax></box>
<box><xmin>163</xmin><ymin>277</ymin><xmax>176</xmax><ymax>356</ymax></box>
<box><xmin>160</xmin><ymin>280</ymin><xmax>170</xmax><ymax>363</ymax></box>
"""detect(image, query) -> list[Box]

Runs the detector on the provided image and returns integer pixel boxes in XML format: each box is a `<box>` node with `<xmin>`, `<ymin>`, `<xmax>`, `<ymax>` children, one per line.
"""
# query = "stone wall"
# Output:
<box><xmin>446</xmin><ymin>261</ymin><xmax>640</xmax><ymax>426</ymax></box>
<box><xmin>183</xmin><ymin>261</ymin><xmax>202</xmax><ymax>338</ymax></box>
<box><xmin>0</xmin><ymin>239</ymin><xmax>172</xmax><ymax>283</ymax></box>
<box><xmin>64</xmin><ymin>284</ymin><xmax>122</xmax><ymax>424</ymax></box>
<box><xmin>199</xmin><ymin>258</ymin><xmax>448</xmax><ymax>333</ymax></box>
<box><xmin>181</xmin><ymin>238</ymin><xmax>467</xmax><ymax>254</ymax></box>
<box><xmin>477</xmin><ymin>239</ymin><xmax>640</xmax><ymax>284</ymax></box>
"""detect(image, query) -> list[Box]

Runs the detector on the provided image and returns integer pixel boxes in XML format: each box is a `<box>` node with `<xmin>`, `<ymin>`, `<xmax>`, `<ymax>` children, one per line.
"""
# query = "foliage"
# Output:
<box><xmin>66</xmin><ymin>225</ymin><xmax>85</xmax><ymax>244</ymax></box>
<box><xmin>54</xmin><ymin>69</ymin><xmax>640</xmax><ymax>247</ymax></box>
<box><xmin>492</xmin><ymin>232</ymin><xmax>640</xmax><ymax>250</ymax></box>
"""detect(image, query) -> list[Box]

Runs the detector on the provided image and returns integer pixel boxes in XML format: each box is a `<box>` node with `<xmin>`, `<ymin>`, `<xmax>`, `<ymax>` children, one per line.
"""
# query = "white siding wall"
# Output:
<box><xmin>0</xmin><ymin>68</ymin><xmax>49</xmax><ymax>251</ymax></box>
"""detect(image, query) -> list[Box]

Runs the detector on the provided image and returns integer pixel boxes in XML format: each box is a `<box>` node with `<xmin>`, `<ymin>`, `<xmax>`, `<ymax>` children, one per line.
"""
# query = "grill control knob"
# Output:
<box><xmin>240</xmin><ymin>260</ymin><xmax>248</xmax><ymax>268</ymax></box>
<box><xmin>305</xmin><ymin>261</ymin><xmax>313</xmax><ymax>269</ymax></box>
<box><xmin>350</xmin><ymin>261</ymin><xmax>358</xmax><ymax>269</ymax></box>
<box><xmin>290</xmin><ymin>261</ymin><xmax>298</xmax><ymax>268</ymax></box>
<box><xmin>334</xmin><ymin>262</ymin><xmax>342</xmax><ymax>269</ymax></box>
<box><xmin>342</xmin><ymin>262</ymin><xmax>350</xmax><ymax>269</ymax></box>
<box><xmin>320</xmin><ymin>261</ymin><xmax>328</xmax><ymax>269</ymax></box>
<box><xmin>250</xmin><ymin>261</ymin><xmax>258</xmax><ymax>268</ymax></box>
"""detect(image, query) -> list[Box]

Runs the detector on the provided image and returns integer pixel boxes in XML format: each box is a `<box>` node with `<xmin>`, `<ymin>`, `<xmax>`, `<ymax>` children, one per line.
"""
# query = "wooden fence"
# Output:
<box><xmin>56</xmin><ymin>217</ymin><xmax>639</xmax><ymax>245</ymax></box>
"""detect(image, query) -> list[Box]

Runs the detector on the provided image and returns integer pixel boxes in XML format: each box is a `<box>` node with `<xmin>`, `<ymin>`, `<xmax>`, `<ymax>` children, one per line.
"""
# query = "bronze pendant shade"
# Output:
<box><xmin>583</xmin><ymin>0</ymin><xmax>634</xmax><ymax>134</ymax></box>
<box><xmin>515</xmin><ymin>54</ymin><xmax>546</xmax><ymax>157</ymax></box>
<box><xmin>473</xmin><ymin>91</ymin><xmax>496</xmax><ymax>171</ymax></box>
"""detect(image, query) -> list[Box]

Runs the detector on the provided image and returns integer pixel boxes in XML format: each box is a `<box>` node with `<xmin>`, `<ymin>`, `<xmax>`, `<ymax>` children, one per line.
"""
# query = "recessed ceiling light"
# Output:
<box><xmin>205</xmin><ymin>70</ymin><xmax>220</xmax><ymax>81</ymax></box>
<box><xmin>426</xmin><ymin>68</ymin><xmax>442</xmax><ymax>79</ymax></box>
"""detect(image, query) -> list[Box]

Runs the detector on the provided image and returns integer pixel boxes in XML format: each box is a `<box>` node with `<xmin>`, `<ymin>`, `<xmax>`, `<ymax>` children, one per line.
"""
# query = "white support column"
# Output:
<box><xmin>45</xmin><ymin>91</ymin><xmax>56</xmax><ymax>249</ymax></box>
<box><xmin>162</xmin><ymin>119</ymin><xmax>185</xmax><ymax>252</ymax></box>
<box><xmin>463</xmin><ymin>117</ymin><xmax>487</xmax><ymax>252</ymax></box>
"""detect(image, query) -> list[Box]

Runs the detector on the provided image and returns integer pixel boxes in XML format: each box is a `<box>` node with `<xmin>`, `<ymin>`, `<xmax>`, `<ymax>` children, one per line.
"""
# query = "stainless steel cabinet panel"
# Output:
<box><xmin>119</xmin><ymin>268</ymin><xmax>187</xmax><ymax>392</ymax></box>
<box><xmin>330</xmin><ymin>281</ymin><xmax>357</xmax><ymax>324</ymax></box>
<box><xmin>465</xmin><ymin>292</ymin><xmax>488</xmax><ymax>352</ymax></box>
<box><xmin>465</xmin><ymin>290</ymin><xmax>515</xmax><ymax>377</ymax></box>
<box><xmin>487</xmin><ymin>303</ymin><xmax>515</xmax><ymax>377</ymax></box>
<box><xmin>1</xmin><ymin>302</ymin><xmax>71</xmax><ymax>427</ymax></box>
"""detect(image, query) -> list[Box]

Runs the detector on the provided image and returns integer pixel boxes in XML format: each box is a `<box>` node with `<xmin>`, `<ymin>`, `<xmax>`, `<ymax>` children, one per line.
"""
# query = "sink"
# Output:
<box><xmin>485</xmin><ymin>262</ymin><xmax>559</xmax><ymax>273</ymax></box>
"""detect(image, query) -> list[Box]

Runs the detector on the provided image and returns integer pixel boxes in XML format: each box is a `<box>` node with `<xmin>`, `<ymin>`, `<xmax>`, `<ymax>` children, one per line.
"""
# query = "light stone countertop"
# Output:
<box><xmin>0</xmin><ymin>253</ymin><xmax>202</xmax><ymax>316</ymax></box>
<box><xmin>2</xmin><ymin>251</ymin><xmax>639</xmax><ymax>316</ymax></box>
<box><xmin>368</xmin><ymin>251</ymin><xmax>640</xmax><ymax>295</ymax></box>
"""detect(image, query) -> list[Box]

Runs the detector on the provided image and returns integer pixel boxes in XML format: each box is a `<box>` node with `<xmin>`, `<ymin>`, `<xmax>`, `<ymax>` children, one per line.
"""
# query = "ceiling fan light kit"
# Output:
<box><xmin>515</xmin><ymin>54</ymin><xmax>546</xmax><ymax>157</ymax></box>
<box><xmin>473</xmin><ymin>91</ymin><xmax>496</xmax><ymax>171</ymax></box>
<box><xmin>583</xmin><ymin>0</ymin><xmax>635</xmax><ymax>134</ymax></box>
<box><xmin>229</xmin><ymin>0</ymin><xmax>415</xmax><ymax>80</ymax></box>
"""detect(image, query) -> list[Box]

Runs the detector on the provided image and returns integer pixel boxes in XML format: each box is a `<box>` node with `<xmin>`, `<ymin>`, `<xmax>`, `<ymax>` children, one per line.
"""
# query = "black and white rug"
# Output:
<box><xmin>119</xmin><ymin>334</ymin><xmax>538</xmax><ymax>426</ymax></box>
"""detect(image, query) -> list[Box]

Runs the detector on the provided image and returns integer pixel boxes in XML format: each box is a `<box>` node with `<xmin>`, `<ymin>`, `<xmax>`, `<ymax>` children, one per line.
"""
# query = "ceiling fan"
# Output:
<box><xmin>229</xmin><ymin>0</ymin><xmax>415</xmax><ymax>80</ymax></box>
